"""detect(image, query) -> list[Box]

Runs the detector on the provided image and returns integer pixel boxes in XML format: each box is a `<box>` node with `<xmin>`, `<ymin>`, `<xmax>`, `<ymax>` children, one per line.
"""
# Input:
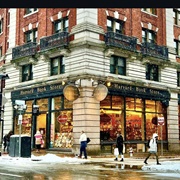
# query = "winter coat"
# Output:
<box><xmin>34</xmin><ymin>131</ymin><xmax>42</xmax><ymax>145</ymax></box>
<box><xmin>148</xmin><ymin>133</ymin><xmax>158</xmax><ymax>153</ymax></box>
<box><xmin>116</xmin><ymin>134</ymin><xmax>124</xmax><ymax>153</ymax></box>
<box><xmin>79</xmin><ymin>132</ymin><xmax>87</xmax><ymax>147</ymax></box>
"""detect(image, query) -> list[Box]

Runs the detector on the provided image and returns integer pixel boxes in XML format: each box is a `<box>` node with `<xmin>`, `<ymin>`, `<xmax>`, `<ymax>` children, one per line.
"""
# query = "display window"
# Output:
<box><xmin>50</xmin><ymin>96</ymin><xmax>73</xmax><ymax>148</ymax></box>
<box><xmin>100</xmin><ymin>95</ymin><xmax>167</xmax><ymax>143</ymax></box>
<box><xmin>14</xmin><ymin>100</ymin><xmax>33</xmax><ymax>135</ymax></box>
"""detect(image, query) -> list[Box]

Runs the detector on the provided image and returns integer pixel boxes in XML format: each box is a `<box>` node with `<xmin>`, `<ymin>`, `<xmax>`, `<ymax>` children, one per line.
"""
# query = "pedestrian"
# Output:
<box><xmin>79</xmin><ymin>130</ymin><xmax>87</xmax><ymax>159</ymax></box>
<box><xmin>144</xmin><ymin>133</ymin><xmax>161</xmax><ymax>165</ymax></box>
<box><xmin>3</xmin><ymin>130</ymin><xmax>13</xmax><ymax>153</ymax></box>
<box><xmin>114</xmin><ymin>132</ymin><xmax>124</xmax><ymax>162</ymax></box>
<box><xmin>34</xmin><ymin>130</ymin><xmax>43</xmax><ymax>153</ymax></box>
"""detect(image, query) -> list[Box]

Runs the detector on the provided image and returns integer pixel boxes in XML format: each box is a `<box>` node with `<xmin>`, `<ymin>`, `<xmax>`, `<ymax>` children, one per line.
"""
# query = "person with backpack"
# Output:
<box><xmin>3</xmin><ymin>130</ymin><xmax>13</xmax><ymax>153</ymax></box>
<box><xmin>114</xmin><ymin>132</ymin><xmax>124</xmax><ymax>162</ymax></box>
<box><xmin>144</xmin><ymin>133</ymin><xmax>161</xmax><ymax>165</ymax></box>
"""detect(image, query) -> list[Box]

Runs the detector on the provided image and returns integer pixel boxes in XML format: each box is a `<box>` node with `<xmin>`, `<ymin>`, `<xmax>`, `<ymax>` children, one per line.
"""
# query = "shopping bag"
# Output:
<box><xmin>114</xmin><ymin>148</ymin><xmax>119</xmax><ymax>156</ymax></box>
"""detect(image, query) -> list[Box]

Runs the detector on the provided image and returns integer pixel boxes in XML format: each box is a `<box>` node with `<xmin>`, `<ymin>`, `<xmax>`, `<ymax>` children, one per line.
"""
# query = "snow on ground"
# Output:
<box><xmin>142</xmin><ymin>161</ymin><xmax>180</xmax><ymax>173</ymax></box>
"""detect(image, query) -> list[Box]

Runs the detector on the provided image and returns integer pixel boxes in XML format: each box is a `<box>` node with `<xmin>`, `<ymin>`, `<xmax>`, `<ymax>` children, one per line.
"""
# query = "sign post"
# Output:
<box><xmin>14</xmin><ymin>100</ymin><xmax>27</xmax><ymax>157</ymax></box>
<box><xmin>158</xmin><ymin>117</ymin><xmax>164</xmax><ymax>156</ymax></box>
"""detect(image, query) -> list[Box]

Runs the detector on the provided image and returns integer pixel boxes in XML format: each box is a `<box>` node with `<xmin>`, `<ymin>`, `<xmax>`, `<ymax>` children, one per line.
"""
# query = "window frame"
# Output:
<box><xmin>173</xmin><ymin>9</ymin><xmax>180</xmax><ymax>26</ymax></box>
<box><xmin>22</xmin><ymin>64</ymin><xmax>33</xmax><ymax>82</ymax></box>
<box><xmin>110</xmin><ymin>55</ymin><xmax>126</xmax><ymax>75</ymax></box>
<box><xmin>25</xmin><ymin>8</ymin><xmax>38</xmax><ymax>15</ymax></box>
<box><xmin>174</xmin><ymin>39</ymin><xmax>180</xmax><ymax>56</ymax></box>
<box><xmin>142</xmin><ymin>8</ymin><xmax>157</xmax><ymax>15</ymax></box>
<box><xmin>107</xmin><ymin>17</ymin><xmax>124</xmax><ymax>34</ymax></box>
<box><xmin>0</xmin><ymin>18</ymin><xmax>3</xmax><ymax>33</ymax></box>
<box><xmin>146</xmin><ymin>63</ymin><xmax>159</xmax><ymax>82</ymax></box>
<box><xmin>142</xmin><ymin>28</ymin><xmax>157</xmax><ymax>44</ymax></box>
<box><xmin>24</xmin><ymin>29</ymin><xmax>38</xmax><ymax>43</ymax></box>
<box><xmin>54</xmin><ymin>17</ymin><xmax>69</xmax><ymax>34</ymax></box>
<box><xmin>177</xmin><ymin>71</ymin><xmax>180</xmax><ymax>87</ymax></box>
<box><xmin>50</xmin><ymin>56</ymin><xmax>65</xmax><ymax>76</ymax></box>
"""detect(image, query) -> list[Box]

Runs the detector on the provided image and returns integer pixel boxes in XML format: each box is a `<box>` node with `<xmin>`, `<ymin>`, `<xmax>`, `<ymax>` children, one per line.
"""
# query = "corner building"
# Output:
<box><xmin>1</xmin><ymin>8</ymin><xmax>180</xmax><ymax>154</ymax></box>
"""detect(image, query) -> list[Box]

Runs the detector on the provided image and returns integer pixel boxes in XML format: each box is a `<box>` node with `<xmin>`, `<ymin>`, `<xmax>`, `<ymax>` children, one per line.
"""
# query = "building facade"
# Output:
<box><xmin>0</xmin><ymin>8</ymin><xmax>180</xmax><ymax>154</ymax></box>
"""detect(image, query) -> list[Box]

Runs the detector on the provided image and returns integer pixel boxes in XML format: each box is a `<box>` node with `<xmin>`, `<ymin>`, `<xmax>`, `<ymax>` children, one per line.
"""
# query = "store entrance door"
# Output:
<box><xmin>36</xmin><ymin>113</ymin><xmax>47</xmax><ymax>148</ymax></box>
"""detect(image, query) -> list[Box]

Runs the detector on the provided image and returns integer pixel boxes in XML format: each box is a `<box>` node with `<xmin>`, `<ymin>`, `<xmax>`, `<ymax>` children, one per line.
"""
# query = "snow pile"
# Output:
<box><xmin>31</xmin><ymin>153</ymin><xmax>88</xmax><ymax>164</ymax></box>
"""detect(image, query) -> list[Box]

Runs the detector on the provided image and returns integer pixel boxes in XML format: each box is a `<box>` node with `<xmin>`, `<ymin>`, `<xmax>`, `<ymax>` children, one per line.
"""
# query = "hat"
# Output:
<box><xmin>153</xmin><ymin>133</ymin><xmax>158</xmax><ymax>138</ymax></box>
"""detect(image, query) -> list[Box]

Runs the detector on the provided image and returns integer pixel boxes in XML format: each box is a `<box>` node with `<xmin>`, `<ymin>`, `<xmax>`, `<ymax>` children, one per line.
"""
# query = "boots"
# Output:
<box><xmin>114</xmin><ymin>157</ymin><xmax>118</xmax><ymax>161</ymax></box>
<box><xmin>120</xmin><ymin>155</ymin><xmax>124</xmax><ymax>161</ymax></box>
<box><xmin>144</xmin><ymin>160</ymin><xmax>148</xmax><ymax>164</ymax></box>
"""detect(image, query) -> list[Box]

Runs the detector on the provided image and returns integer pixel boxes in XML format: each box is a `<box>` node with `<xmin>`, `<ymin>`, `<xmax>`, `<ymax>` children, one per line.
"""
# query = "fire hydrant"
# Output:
<box><xmin>129</xmin><ymin>147</ymin><xmax>133</xmax><ymax>157</ymax></box>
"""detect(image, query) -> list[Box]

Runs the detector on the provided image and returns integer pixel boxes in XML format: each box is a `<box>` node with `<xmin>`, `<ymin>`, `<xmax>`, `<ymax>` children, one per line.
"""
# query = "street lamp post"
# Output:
<box><xmin>0</xmin><ymin>74</ymin><xmax>9</xmax><ymax>147</ymax></box>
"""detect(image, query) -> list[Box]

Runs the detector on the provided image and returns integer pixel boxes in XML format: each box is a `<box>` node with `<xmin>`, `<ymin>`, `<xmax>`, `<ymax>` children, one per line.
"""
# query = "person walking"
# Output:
<box><xmin>144</xmin><ymin>133</ymin><xmax>161</xmax><ymax>165</ymax></box>
<box><xmin>79</xmin><ymin>130</ymin><xmax>87</xmax><ymax>159</ymax></box>
<box><xmin>34</xmin><ymin>130</ymin><xmax>43</xmax><ymax>153</ymax></box>
<box><xmin>3</xmin><ymin>130</ymin><xmax>13</xmax><ymax>153</ymax></box>
<box><xmin>114</xmin><ymin>132</ymin><xmax>124</xmax><ymax>162</ymax></box>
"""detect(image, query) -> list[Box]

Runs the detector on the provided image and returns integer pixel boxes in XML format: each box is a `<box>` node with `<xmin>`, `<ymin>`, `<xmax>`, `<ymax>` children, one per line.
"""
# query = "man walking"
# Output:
<box><xmin>114</xmin><ymin>132</ymin><xmax>124</xmax><ymax>162</ymax></box>
<box><xmin>79</xmin><ymin>131</ymin><xmax>87</xmax><ymax>159</ymax></box>
<box><xmin>144</xmin><ymin>133</ymin><xmax>161</xmax><ymax>165</ymax></box>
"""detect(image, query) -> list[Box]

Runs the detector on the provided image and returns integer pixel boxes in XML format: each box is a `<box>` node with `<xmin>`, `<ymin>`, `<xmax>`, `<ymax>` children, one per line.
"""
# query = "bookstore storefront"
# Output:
<box><xmin>11</xmin><ymin>83</ymin><xmax>73</xmax><ymax>149</ymax></box>
<box><xmin>100</xmin><ymin>83</ymin><xmax>170</xmax><ymax>153</ymax></box>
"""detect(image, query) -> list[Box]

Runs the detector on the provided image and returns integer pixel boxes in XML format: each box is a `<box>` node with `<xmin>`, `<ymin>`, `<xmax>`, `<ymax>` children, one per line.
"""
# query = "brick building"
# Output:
<box><xmin>0</xmin><ymin>8</ymin><xmax>180</xmax><ymax>154</ymax></box>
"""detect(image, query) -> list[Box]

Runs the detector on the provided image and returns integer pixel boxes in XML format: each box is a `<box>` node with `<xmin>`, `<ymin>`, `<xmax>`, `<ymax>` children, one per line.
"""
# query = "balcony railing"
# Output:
<box><xmin>40</xmin><ymin>32</ymin><xmax>69</xmax><ymax>51</ymax></box>
<box><xmin>12</xmin><ymin>42</ymin><xmax>37</xmax><ymax>60</ymax></box>
<box><xmin>104</xmin><ymin>32</ymin><xmax>137</xmax><ymax>52</ymax></box>
<box><xmin>141</xmin><ymin>42</ymin><xmax>168</xmax><ymax>60</ymax></box>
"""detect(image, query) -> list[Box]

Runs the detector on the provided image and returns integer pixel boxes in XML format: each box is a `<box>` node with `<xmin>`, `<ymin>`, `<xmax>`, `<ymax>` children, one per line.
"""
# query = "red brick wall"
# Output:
<box><xmin>0</xmin><ymin>8</ymin><xmax>9</xmax><ymax>57</ymax></box>
<box><xmin>98</xmin><ymin>8</ymin><xmax>166</xmax><ymax>46</ymax></box>
<box><xmin>15</xmin><ymin>8</ymin><xmax>76</xmax><ymax>46</ymax></box>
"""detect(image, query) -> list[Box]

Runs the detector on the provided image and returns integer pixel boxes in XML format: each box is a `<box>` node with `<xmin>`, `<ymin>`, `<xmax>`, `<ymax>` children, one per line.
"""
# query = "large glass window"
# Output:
<box><xmin>50</xmin><ymin>96</ymin><xmax>73</xmax><ymax>148</ymax></box>
<box><xmin>22</xmin><ymin>64</ymin><xmax>33</xmax><ymax>82</ymax></box>
<box><xmin>51</xmin><ymin>56</ymin><xmax>65</xmax><ymax>75</ymax></box>
<box><xmin>110</xmin><ymin>55</ymin><xmax>126</xmax><ymax>75</ymax></box>
<box><xmin>146</xmin><ymin>63</ymin><xmax>159</xmax><ymax>81</ymax></box>
<box><xmin>0</xmin><ymin>46</ymin><xmax>2</xmax><ymax>57</ymax></box>
<box><xmin>177</xmin><ymin>72</ymin><xmax>180</xmax><ymax>87</ymax></box>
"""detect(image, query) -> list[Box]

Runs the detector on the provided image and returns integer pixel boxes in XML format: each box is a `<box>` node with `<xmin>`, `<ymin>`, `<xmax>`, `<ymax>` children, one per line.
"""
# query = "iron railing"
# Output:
<box><xmin>104</xmin><ymin>32</ymin><xmax>137</xmax><ymax>52</ymax></box>
<box><xmin>12</xmin><ymin>42</ymin><xmax>37</xmax><ymax>60</ymax></box>
<box><xmin>141</xmin><ymin>42</ymin><xmax>168</xmax><ymax>60</ymax></box>
<box><xmin>40</xmin><ymin>32</ymin><xmax>69</xmax><ymax>51</ymax></box>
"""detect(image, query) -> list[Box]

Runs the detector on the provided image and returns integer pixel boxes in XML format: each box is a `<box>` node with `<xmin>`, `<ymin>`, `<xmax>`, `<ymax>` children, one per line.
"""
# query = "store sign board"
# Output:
<box><xmin>63</xmin><ymin>85</ymin><xmax>80</xmax><ymax>101</ymax></box>
<box><xmin>158</xmin><ymin>117</ymin><xmax>164</xmax><ymax>125</ymax></box>
<box><xmin>93</xmin><ymin>84</ymin><xmax>108</xmax><ymax>101</ymax></box>
<box><xmin>57</xmin><ymin>114</ymin><xmax>68</xmax><ymax>124</ymax></box>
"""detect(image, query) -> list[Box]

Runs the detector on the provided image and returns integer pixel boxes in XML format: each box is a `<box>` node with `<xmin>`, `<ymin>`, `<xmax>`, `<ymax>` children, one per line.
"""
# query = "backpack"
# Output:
<box><xmin>146</xmin><ymin>139</ymin><xmax>150</xmax><ymax>148</ymax></box>
<box><xmin>87</xmin><ymin>137</ymin><xmax>91</xmax><ymax>143</ymax></box>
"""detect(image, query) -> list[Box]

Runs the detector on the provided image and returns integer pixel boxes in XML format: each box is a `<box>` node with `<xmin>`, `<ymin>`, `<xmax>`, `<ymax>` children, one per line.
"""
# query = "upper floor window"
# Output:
<box><xmin>142</xmin><ymin>8</ymin><xmax>157</xmax><ymax>15</ymax></box>
<box><xmin>0</xmin><ymin>47</ymin><xmax>2</xmax><ymax>57</ymax></box>
<box><xmin>110</xmin><ymin>55</ymin><xmax>126</xmax><ymax>75</ymax></box>
<box><xmin>146</xmin><ymin>64</ymin><xmax>159</xmax><ymax>81</ymax></box>
<box><xmin>22</xmin><ymin>64</ymin><xmax>33</xmax><ymax>82</ymax></box>
<box><xmin>142</xmin><ymin>29</ymin><xmax>156</xmax><ymax>44</ymax></box>
<box><xmin>25</xmin><ymin>8</ymin><xmax>37</xmax><ymax>15</ymax></box>
<box><xmin>54</xmin><ymin>17</ymin><xmax>69</xmax><ymax>33</ymax></box>
<box><xmin>51</xmin><ymin>56</ymin><xmax>65</xmax><ymax>76</ymax></box>
<box><xmin>173</xmin><ymin>9</ymin><xmax>180</xmax><ymax>26</ymax></box>
<box><xmin>107</xmin><ymin>17</ymin><xmax>124</xmax><ymax>34</ymax></box>
<box><xmin>25</xmin><ymin>29</ymin><xmax>37</xmax><ymax>43</ymax></box>
<box><xmin>0</xmin><ymin>18</ymin><xmax>3</xmax><ymax>33</ymax></box>
<box><xmin>177</xmin><ymin>72</ymin><xmax>180</xmax><ymax>87</ymax></box>
<box><xmin>174</xmin><ymin>39</ymin><xmax>180</xmax><ymax>56</ymax></box>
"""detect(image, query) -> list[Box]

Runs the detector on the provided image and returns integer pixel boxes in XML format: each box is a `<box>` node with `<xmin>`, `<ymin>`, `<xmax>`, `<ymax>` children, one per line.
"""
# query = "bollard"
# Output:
<box><xmin>129</xmin><ymin>147</ymin><xmax>133</xmax><ymax>157</ymax></box>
